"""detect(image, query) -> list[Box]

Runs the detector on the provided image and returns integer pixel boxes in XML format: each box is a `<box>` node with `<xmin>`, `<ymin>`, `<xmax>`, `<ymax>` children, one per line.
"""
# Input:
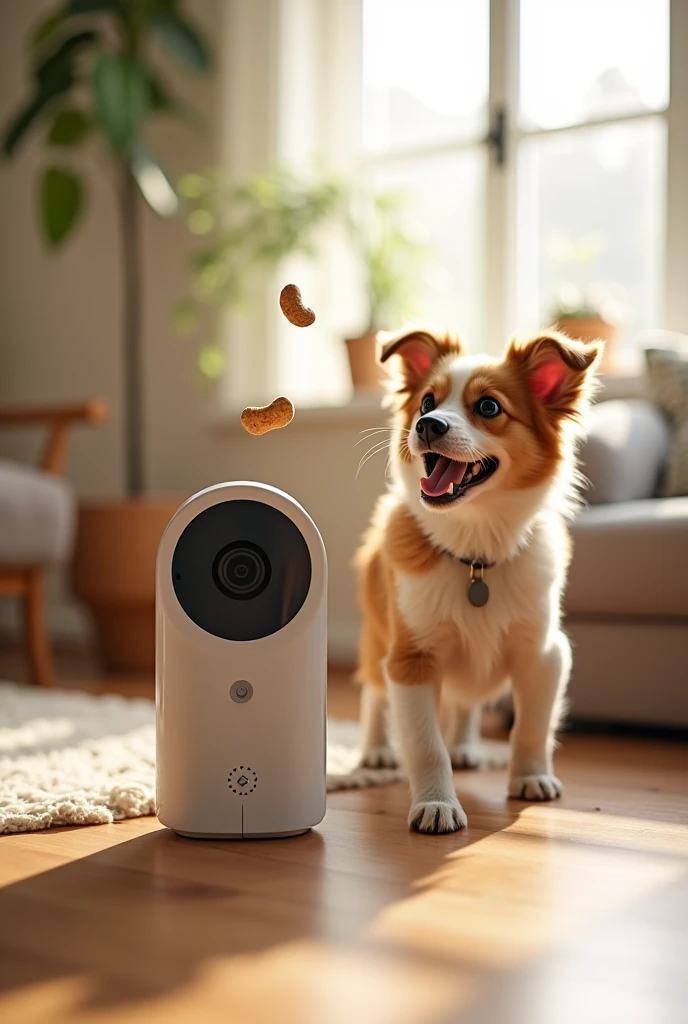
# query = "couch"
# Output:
<box><xmin>0</xmin><ymin>401</ymin><xmax>108</xmax><ymax>685</ymax></box>
<box><xmin>566</xmin><ymin>398</ymin><xmax>688</xmax><ymax>728</ymax></box>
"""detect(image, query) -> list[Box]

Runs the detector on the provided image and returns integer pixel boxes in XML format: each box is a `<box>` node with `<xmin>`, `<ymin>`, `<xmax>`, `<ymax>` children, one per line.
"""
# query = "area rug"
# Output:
<box><xmin>0</xmin><ymin>681</ymin><xmax>405</xmax><ymax>835</ymax></box>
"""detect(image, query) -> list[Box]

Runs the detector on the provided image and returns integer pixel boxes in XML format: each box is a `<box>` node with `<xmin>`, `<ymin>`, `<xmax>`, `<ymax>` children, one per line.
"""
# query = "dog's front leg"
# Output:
<box><xmin>508</xmin><ymin>629</ymin><xmax>571</xmax><ymax>801</ymax></box>
<box><xmin>386</xmin><ymin>652</ymin><xmax>467</xmax><ymax>833</ymax></box>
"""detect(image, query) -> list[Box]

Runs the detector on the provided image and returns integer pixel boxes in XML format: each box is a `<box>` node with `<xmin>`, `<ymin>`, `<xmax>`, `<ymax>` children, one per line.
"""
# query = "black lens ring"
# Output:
<box><xmin>212</xmin><ymin>540</ymin><xmax>272</xmax><ymax>600</ymax></box>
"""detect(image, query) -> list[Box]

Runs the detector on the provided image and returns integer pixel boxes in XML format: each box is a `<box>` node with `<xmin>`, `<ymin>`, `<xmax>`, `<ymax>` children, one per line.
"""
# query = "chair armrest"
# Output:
<box><xmin>0</xmin><ymin>399</ymin><xmax>109</xmax><ymax>475</ymax></box>
<box><xmin>0</xmin><ymin>399</ymin><xmax>109</xmax><ymax>428</ymax></box>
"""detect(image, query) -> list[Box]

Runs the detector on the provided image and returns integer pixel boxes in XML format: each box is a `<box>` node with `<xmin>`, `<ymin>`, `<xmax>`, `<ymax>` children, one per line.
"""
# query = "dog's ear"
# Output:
<box><xmin>377</xmin><ymin>328</ymin><xmax>462</xmax><ymax>392</ymax></box>
<box><xmin>508</xmin><ymin>330</ymin><xmax>602</xmax><ymax>419</ymax></box>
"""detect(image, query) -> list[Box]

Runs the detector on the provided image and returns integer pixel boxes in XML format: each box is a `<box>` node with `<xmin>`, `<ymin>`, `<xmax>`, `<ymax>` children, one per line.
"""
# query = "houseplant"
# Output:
<box><xmin>550</xmin><ymin>283</ymin><xmax>626</xmax><ymax>372</ymax></box>
<box><xmin>176</xmin><ymin>167</ymin><xmax>426</xmax><ymax>391</ymax></box>
<box><xmin>344</xmin><ymin>187</ymin><xmax>428</xmax><ymax>390</ymax></box>
<box><xmin>2</xmin><ymin>0</ymin><xmax>212</xmax><ymax>671</ymax></box>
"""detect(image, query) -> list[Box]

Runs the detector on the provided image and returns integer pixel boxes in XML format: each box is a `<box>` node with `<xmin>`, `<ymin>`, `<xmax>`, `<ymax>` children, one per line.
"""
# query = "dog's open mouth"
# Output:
<box><xmin>420</xmin><ymin>453</ymin><xmax>499</xmax><ymax>505</ymax></box>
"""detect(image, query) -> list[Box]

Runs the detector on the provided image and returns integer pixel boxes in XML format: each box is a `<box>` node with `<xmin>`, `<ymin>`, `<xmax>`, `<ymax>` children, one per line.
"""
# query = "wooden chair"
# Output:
<box><xmin>0</xmin><ymin>400</ymin><xmax>109</xmax><ymax>685</ymax></box>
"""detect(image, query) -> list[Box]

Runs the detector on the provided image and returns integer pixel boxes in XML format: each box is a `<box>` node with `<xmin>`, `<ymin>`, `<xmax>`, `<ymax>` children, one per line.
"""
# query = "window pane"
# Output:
<box><xmin>371</xmin><ymin>151</ymin><xmax>486</xmax><ymax>344</ymax></box>
<box><xmin>515</xmin><ymin>119</ymin><xmax>666</xmax><ymax>357</ymax></box>
<box><xmin>362</xmin><ymin>0</ymin><xmax>489</xmax><ymax>154</ymax></box>
<box><xmin>520</xmin><ymin>0</ymin><xmax>669</xmax><ymax>130</ymax></box>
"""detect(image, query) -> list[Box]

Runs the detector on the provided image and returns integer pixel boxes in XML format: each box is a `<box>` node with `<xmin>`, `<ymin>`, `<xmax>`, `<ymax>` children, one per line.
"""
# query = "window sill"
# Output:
<box><xmin>209</xmin><ymin>392</ymin><xmax>386</xmax><ymax>433</ymax></box>
<box><xmin>209</xmin><ymin>369</ymin><xmax>647</xmax><ymax>435</ymax></box>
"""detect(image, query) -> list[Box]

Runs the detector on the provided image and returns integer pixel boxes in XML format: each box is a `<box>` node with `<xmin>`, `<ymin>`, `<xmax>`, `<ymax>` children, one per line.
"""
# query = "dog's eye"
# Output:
<box><xmin>421</xmin><ymin>393</ymin><xmax>435</xmax><ymax>415</ymax></box>
<box><xmin>475</xmin><ymin>396</ymin><xmax>502</xmax><ymax>418</ymax></box>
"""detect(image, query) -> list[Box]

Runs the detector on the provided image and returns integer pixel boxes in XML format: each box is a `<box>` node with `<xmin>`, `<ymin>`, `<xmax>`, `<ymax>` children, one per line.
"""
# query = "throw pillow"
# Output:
<box><xmin>644</xmin><ymin>347</ymin><xmax>688</xmax><ymax>497</ymax></box>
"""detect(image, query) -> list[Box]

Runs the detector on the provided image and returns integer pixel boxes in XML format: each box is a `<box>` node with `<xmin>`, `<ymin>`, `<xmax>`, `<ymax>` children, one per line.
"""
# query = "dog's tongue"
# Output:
<box><xmin>421</xmin><ymin>456</ymin><xmax>468</xmax><ymax>497</ymax></box>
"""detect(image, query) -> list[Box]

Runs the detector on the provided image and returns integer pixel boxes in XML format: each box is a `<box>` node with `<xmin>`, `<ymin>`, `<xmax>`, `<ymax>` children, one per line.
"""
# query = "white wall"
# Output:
<box><xmin>0</xmin><ymin>0</ymin><xmax>384</xmax><ymax>659</ymax></box>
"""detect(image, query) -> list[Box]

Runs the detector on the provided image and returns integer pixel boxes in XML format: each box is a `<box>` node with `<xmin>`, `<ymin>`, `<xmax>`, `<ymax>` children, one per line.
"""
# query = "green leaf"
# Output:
<box><xmin>128</xmin><ymin>141</ymin><xmax>178</xmax><ymax>217</ymax></box>
<box><xmin>177</xmin><ymin>172</ymin><xmax>207</xmax><ymax>199</ymax></box>
<box><xmin>34</xmin><ymin>30</ymin><xmax>98</xmax><ymax>90</ymax></box>
<box><xmin>198</xmin><ymin>345</ymin><xmax>225</xmax><ymax>379</ymax></box>
<box><xmin>151</xmin><ymin>11</ymin><xmax>212</xmax><ymax>72</ymax></box>
<box><xmin>187</xmin><ymin>209</ymin><xmax>213</xmax><ymax>234</ymax></box>
<box><xmin>93</xmin><ymin>52</ymin><xmax>150</xmax><ymax>151</ymax></box>
<box><xmin>31</xmin><ymin>10</ymin><xmax>69</xmax><ymax>52</ymax></box>
<box><xmin>2</xmin><ymin>61</ymin><xmax>75</xmax><ymax>157</ymax></box>
<box><xmin>40</xmin><ymin>166</ymin><xmax>85</xmax><ymax>247</ymax></box>
<box><xmin>48</xmin><ymin>108</ymin><xmax>91</xmax><ymax>146</ymax></box>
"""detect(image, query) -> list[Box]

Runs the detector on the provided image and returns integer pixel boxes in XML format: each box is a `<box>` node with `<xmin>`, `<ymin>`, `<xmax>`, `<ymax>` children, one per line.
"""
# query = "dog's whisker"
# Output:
<box><xmin>354</xmin><ymin>428</ymin><xmax>396</xmax><ymax>448</ymax></box>
<box><xmin>356</xmin><ymin>439</ymin><xmax>393</xmax><ymax>479</ymax></box>
<box><xmin>356</xmin><ymin>449</ymin><xmax>391</xmax><ymax>480</ymax></box>
<box><xmin>358</xmin><ymin>438</ymin><xmax>393</xmax><ymax>466</ymax></box>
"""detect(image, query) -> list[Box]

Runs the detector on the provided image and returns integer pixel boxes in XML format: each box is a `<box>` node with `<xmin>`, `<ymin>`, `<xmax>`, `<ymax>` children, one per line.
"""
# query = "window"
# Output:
<box><xmin>222</xmin><ymin>0</ymin><xmax>687</xmax><ymax>408</ymax></box>
<box><xmin>362</xmin><ymin>0</ymin><xmax>489</xmax><ymax>344</ymax></box>
<box><xmin>361</xmin><ymin>0</ymin><xmax>673</xmax><ymax>368</ymax></box>
<box><xmin>516</xmin><ymin>0</ymin><xmax>669</xmax><ymax>362</ymax></box>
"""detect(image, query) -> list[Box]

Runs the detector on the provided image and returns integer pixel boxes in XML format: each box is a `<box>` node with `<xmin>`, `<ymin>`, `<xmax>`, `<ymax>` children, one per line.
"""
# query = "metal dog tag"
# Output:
<box><xmin>467</xmin><ymin>561</ymin><xmax>489</xmax><ymax>607</ymax></box>
<box><xmin>468</xmin><ymin>578</ymin><xmax>489</xmax><ymax>607</ymax></box>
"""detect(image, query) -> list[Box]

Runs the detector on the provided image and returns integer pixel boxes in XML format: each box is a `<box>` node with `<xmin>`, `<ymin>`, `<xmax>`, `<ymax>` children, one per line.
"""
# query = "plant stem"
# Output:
<box><xmin>119</xmin><ymin>158</ymin><xmax>143</xmax><ymax>496</ymax></box>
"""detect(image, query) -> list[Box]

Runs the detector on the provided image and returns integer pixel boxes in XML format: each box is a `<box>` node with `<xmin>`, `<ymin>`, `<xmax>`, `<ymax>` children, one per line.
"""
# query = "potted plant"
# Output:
<box><xmin>343</xmin><ymin>188</ymin><xmax>428</xmax><ymax>391</ymax></box>
<box><xmin>176</xmin><ymin>168</ymin><xmax>426</xmax><ymax>392</ymax></box>
<box><xmin>2</xmin><ymin>0</ymin><xmax>213</xmax><ymax>671</ymax></box>
<box><xmin>549</xmin><ymin>283</ymin><xmax>627</xmax><ymax>373</ymax></box>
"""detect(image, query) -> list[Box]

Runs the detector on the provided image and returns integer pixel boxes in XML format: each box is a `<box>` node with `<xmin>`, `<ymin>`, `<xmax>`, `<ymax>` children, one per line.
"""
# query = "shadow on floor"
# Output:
<box><xmin>0</xmin><ymin>793</ymin><xmax>518</xmax><ymax>1016</ymax></box>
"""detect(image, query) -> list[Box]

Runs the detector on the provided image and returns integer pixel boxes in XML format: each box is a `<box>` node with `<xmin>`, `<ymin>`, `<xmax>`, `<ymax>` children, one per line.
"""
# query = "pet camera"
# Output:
<box><xmin>156</xmin><ymin>481</ymin><xmax>327</xmax><ymax>838</ymax></box>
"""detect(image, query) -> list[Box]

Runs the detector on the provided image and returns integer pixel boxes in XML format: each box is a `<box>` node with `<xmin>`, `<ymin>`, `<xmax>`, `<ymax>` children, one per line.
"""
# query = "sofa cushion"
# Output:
<box><xmin>566</xmin><ymin>497</ymin><xmax>688</xmax><ymax>618</ymax></box>
<box><xmin>579</xmin><ymin>399</ymin><xmax>671</xmax><ymax>504</ymax></box>
<box><xmin>0</xmin><ymin>460</ymin><xmax>76</xmax><ymax>566</ymax></box>
<box><xmin>645</xmin><ymin>347</ymin><xmax>688</xmax><ymax>497</ymax></box>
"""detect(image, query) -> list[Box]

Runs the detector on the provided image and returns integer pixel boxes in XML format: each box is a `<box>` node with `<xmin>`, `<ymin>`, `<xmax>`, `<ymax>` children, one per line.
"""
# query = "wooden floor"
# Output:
<box><xmin>0</xmin><ymin>654</ymin><xmax>687</xmax><ymax>1024</ymax></box>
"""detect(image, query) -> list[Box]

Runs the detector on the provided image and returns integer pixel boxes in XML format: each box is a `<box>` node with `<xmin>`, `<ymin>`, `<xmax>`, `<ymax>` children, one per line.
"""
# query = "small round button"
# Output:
<box><xmin>230</xmin><ymin>679</ymin><xmax>253</xmax><ymax>704</ymax></box>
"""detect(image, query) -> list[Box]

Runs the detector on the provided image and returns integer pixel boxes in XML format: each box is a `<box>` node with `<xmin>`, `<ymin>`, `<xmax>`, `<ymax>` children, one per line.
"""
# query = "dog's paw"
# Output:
<box><xmin>408</xmin><ymin>799</ymin><xmax>468</xmax><ymax>834</ymax></box>
<box><xmin>450</xmin><ymin>739</ymin><xmax>510</xmax><ymax>770</ymax></box>
<box><xmin>359</xmin><ymin>745</ymin><xmax>399</xmax><ymax>769</ymax></box>
<box><xmin>508</xmin><ymin>773</ymin><xmax>563</xmax><ymax>801</ymax></box>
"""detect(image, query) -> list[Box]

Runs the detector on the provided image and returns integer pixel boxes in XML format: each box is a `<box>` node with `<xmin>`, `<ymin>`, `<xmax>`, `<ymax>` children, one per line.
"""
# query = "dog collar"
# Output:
<box><xmin>442</xmin><ymin>552</ymin><xmax>495</xmax><ymax>607</ymax></box>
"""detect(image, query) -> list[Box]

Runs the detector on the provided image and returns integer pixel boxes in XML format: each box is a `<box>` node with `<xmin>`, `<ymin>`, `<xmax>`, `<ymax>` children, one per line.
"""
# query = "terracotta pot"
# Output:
<box><xmin>344</xmin><ymin>332</ymin><xmax>383</xmax><ymax>392</ymax></box>
<box><xmin>553</xmin><ymin>316</ymin><xmax>617</xmax><ymax>373</ymax></box>
<box><xmin>72</xmin><ymin>498</ymin><xmax>183</xmax><ymax>672</ymax></box>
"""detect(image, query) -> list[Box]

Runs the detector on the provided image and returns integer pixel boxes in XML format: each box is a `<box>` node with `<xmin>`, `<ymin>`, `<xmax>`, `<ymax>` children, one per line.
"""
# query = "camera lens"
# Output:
<box><xmin>212</xmin><ymin>541</ymin><xmax>271</xmax><ymax>600</ymax></box>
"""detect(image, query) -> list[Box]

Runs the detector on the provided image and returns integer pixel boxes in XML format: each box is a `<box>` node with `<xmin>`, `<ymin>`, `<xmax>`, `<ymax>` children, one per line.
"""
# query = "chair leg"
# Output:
<box><xmin>23</xmin><ymin>570</ymin><xmax>54</xmax><ymax>686</ymax></box>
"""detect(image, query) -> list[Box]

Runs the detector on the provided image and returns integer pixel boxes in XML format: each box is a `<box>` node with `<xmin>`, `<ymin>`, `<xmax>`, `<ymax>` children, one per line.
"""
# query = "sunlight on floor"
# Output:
<box><xmin>2</xmin><ymin>942</ymin><xmax>472</xmax><ymax>1024</ymax></box>
<box><xmin>367</xmin><ymin>808</ymin><xmax>686</xmax><ymax>969</ymax></box>
<box><xmin>505</xmin><ymin>804</ymin><xmax>688</xmax><ymax>855</ymax></box>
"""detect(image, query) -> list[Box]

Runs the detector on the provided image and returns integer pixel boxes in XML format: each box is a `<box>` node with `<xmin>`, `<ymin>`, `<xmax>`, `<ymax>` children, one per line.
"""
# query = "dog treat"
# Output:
<box><xmin>241</xmin><ymin>396</ymin><xmax>295</xmax><ymax>435</ymax></box>
<box><xmin>279</xmin><ymin>283</ymin><xmax>315</xmax><ymax>327</ymax></box>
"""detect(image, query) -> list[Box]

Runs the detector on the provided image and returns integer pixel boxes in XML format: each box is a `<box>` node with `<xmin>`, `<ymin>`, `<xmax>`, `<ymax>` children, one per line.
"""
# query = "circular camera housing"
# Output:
<box><xmin>156</xmin><ymin>481</ymin><xmax>327</xmax><ymax>840</ymax></box>
<box><xmin>170</xmin><ymin>499</ymin><xmax>312</xmax><ymax>642</ymax></box>
<box><xmin>213</xmin><ymin>541</ymin><xmax>272</xmax><ymax>600</ymax></box>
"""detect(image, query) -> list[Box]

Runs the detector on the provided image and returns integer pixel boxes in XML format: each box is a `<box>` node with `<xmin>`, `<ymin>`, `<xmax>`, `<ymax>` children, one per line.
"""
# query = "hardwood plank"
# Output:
<box><xmin>0</xmin><ymin>659</ymin><xmax>686</xmax><ymax>1023</ymax></box>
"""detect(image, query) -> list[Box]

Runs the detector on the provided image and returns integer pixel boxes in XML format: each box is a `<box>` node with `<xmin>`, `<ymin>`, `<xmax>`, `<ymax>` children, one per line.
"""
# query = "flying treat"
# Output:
<box><xmin>279</xmin><ymin>283</ymin><xmax>315</xmax><ymax>327</ymax></box>
<box><xmin>241</xmin><ymin>396</ymin><xmax>295</xmax><ymax>435</ymax></box>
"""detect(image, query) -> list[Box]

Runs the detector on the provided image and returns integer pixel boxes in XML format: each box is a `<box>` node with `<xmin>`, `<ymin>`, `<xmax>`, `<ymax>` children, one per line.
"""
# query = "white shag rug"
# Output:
<box><xmin>0</xmin><ymin>681</ymin><xmax>404</xmax><ymax>835</ymax></box>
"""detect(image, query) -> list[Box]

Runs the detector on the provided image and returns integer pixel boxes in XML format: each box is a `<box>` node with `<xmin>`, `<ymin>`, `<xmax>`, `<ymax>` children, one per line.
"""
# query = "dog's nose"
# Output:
<box><xmin>416</xmin><ymin>414</ymin><xmax>450</xmax><ymax>442</ymax></box>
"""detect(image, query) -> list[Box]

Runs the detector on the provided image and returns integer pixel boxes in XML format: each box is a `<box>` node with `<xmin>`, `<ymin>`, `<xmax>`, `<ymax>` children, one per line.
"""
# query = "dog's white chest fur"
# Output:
<box><xmin>394</xmin><ymin>513</ymin><xmax>566</xmax><ymax>700</ymax></box>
